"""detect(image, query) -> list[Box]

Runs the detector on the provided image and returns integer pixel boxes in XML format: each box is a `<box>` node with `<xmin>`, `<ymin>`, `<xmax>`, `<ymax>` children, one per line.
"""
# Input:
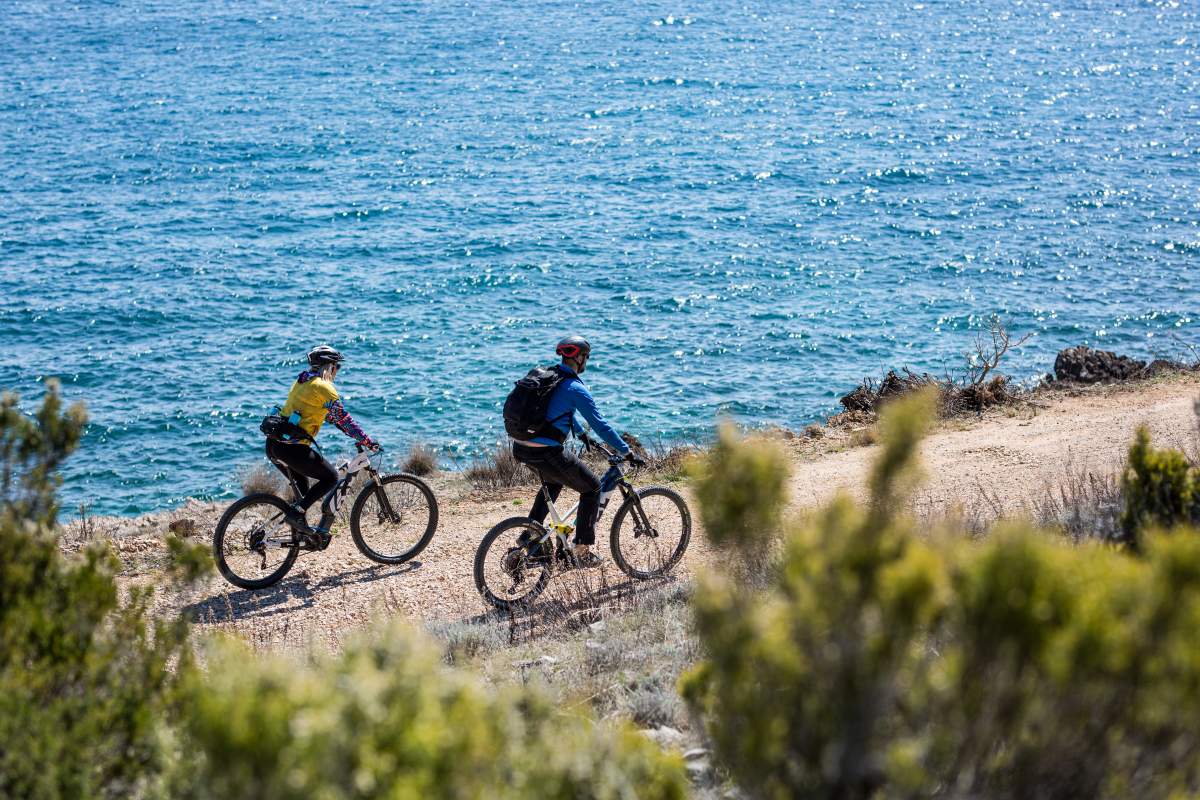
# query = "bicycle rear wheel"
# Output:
<box><xmin>609</xmin><ymin>486</ymin><xmax>691</xmax><ymax>579</ymax></box>
<box><xmin>474</xmin><ymin>517</ymin><xmax>553</xmax><ymax>611</ymax></box>
<box><xmin>213</xmin><ymin>493</ymin><xmax>299</xmax><ymax>590</ymax></box>
<box><xmin>349</xmin><ymin>474</ymin><xmax>438</xmax><ymax>564</ymax></box>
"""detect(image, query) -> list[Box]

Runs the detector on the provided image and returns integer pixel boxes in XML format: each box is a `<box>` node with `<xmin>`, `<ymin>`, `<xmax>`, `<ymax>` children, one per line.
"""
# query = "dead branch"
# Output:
<box><xmin>967</xmin><ymin>316</ymin><xmax>1033</xmax><ymax>388</ymax></box>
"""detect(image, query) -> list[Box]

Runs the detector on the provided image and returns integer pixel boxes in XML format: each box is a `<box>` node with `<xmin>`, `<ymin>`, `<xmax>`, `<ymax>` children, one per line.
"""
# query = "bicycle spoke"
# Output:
<box><xmin>612</xmin><ymin>488</ymin><xmax>690</xmax><ymax>578</ymax></box>
<box><xmin>216</xmin><ymin>497</ymin><xmax>297</xmax><ymax>587</ymax></box>
<box><xmin>477</xmin><ymin>521</ymin><xmax>551</xmax><ymax>607</ymax></box>
<box><xmin>351</xmin><ymin>476</ymin><xmax>436</xmax><ymax>564</ymax></box>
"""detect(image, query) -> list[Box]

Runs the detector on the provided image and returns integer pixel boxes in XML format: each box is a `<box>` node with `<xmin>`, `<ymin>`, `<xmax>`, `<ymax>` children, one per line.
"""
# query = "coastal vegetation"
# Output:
<box><xmin>454</xmin><ymin>328</ymin><xmax>1200</xmax><ymax>493</ymax></box>
<box><xmin>5</xmin><ymin>354</ymin><xmax>1200</xmax><ymax>798</ymax></box>
<box><xmin>445</xmin><ymin>389</ymin><xmax>1200</xmax><ymax>798</ymax></box>
<box><xmin>400</xmin><ymin>442</ymin><xmax>440</xmax><ymax>476</ymax></box>
<box><xmin>683</xmin><ymin>392</ymin><xmax>1200</xmax><ymax>799</ymax></box>
<box><xmin>0</xmin><ymin>385</ymin><xmax>687</xmax><ymax>800</ymax></box>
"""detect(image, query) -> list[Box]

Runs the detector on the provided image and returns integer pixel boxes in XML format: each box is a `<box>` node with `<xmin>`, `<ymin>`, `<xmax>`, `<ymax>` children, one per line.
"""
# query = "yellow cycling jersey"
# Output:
<box><xmin>281</xmin><ymin>376</ymin><xmax>339</xmax><ymax>444</ymax></box>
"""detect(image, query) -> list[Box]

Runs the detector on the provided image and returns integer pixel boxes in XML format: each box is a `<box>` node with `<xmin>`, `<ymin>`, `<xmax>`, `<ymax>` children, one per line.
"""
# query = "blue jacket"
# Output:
<box><xmin>532</xmin><ymin>364</ymin><xmax>631</xmax><ymax>454</ymax></box>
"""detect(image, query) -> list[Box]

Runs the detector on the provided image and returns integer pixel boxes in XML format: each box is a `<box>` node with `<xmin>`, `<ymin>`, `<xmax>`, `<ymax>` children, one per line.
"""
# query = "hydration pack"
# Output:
<box><xmin>503</xmin><ymin>366</ymin><xmax>575</xmax><ymax>442</ymax></box>
<box><xmin>260</xmin><ymin>407</ymin><xmax>314</xmax><ymax>445</ymax></box>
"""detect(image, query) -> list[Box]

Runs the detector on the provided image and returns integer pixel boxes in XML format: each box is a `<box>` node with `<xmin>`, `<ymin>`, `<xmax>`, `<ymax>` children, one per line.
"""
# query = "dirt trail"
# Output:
<box><xmin>103</xmin><ymin>376</ymin><xmax>1200</xmax><ymax>653</ymax></box>
<box><xmin>788</xmin><ymin>379</ymin><xmax>1199</xmax><ymax>514</ymax></box>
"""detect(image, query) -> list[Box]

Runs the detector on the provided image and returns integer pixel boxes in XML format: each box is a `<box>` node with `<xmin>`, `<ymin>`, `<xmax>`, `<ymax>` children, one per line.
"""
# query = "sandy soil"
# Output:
<box><xmin>77</xmin><ymin>374</ymin><xmax>1200</xmax><ymax>654</ymax></box>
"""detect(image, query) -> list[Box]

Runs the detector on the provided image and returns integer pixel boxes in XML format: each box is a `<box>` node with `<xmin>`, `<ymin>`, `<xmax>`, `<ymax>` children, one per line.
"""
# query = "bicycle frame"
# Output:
<box><xmin>262</xmin><ymin>445</ymin><xmax>393</xmax><ymax>549</ymax></box>
<box><xmin>531</xmin><ymin>446</ymin><xmax>635</xmax><ymax>551</ymax></box>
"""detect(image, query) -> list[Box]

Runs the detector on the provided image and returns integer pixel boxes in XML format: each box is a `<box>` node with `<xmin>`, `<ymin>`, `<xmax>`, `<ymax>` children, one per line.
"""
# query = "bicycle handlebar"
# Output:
<box><xmin>591</xmin><ymin>440</ymin><xmax>644</xmax><ymax>469</ymax></box>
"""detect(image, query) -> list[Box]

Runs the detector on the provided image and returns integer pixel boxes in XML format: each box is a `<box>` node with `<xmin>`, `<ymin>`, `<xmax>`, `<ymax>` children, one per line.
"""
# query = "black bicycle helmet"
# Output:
<box><xmin>555</xmin><ymin>335</ymin><xmax>591</xmax><ymax>360</ymax></box>
<box><xmin>307</xmin><ymin>345</ymin><xmax>345</xmax><ymax>367</ymax></box>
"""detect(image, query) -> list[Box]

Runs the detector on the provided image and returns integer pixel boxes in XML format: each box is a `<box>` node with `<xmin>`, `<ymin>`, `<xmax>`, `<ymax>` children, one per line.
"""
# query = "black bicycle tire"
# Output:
<box><xmin>349</xmin><ymin>473</ymin><xmax>439</xmax><ymax>565</ymax></box>
<box><xmin>609</xmin><ymin>486</ymin><xmax>692</xmax><ymax>580</ymax></box>
<box><xmin>213</xmin><ymin>493</ymin><xmax>299</xmax><ymax>590</ymax></box>
<box><xmin>474</xmin><ymin>517</ymin><xmax>552</xmax><ymax>611</ymax></box>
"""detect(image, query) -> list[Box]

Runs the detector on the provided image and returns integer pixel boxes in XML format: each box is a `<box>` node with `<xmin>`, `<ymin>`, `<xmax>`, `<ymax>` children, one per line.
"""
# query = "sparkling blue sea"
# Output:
<box><xmin>2</xmin><ymin>1</ymin><xmax>1198</xmax><ymax>515</ymax></box>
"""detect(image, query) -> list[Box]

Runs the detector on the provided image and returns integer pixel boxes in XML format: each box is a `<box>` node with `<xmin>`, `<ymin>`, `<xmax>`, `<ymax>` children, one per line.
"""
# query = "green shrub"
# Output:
<box><xmin>0</xmin><ymin>380</ymin><xmax>86</xmax><ymax>525</ymax></box>
<box><xmin>165</xmin><ymin>532</ymin><xmax>215</xmax><ymax>585</ymax></box>
<box><xmin>682</xmin><ymin>391</ymin><xmax>1200</xmax><ymax>799</ymax></box>
<box><xmin>3</xmin><ymin>382</ymin><xmax>685</xmax><ymax>800</ymax></box>
<box><xmin>175</xmin><ymin>625</ymin><xmax>688</xmax><ymax>800</ymax></box>
<box><xmin>689</xmin><ymin>423</ymin><xmax>789</xmax><ymax>583</ymax></box>
<box><xmin>1121</xmin><ymin>426</ymin><xmax>1200</xmax><ymax>547</ymax></box>
<box><xmin>0</xmin><ymin>383</ymin><xmax>187</xmax><ymax>800</ymax></box>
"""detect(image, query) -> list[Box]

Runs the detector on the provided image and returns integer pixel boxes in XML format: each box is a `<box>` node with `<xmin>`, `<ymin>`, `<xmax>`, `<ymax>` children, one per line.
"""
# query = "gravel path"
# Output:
<box><xmin>90</xmin><ymin>375</ymin><xmax>1200</xmax><ymax>654</ymax></box>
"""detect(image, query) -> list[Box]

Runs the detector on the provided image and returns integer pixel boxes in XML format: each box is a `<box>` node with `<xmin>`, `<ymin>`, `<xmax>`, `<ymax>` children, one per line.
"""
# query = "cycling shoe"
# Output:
<box><xmin>559</xmin><ymin>548</ymin><xmax>603</xmax><ymax>570</ymax></box>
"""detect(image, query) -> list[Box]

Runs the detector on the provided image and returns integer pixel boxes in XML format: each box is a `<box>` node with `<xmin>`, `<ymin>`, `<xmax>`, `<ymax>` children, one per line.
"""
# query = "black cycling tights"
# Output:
<box><xmin>512</xmin><ymin>442</ymin><xmax>601</xmax><ymax>546</ymax></box>
<box><xmin>265</xmin><ymin>439</ymin><xmax>337</xmax><ymax>512</ymax></box>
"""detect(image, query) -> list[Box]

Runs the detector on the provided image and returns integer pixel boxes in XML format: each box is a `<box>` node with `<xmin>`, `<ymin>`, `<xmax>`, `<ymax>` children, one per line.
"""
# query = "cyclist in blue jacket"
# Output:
<box><xmin>512</xmin><ymin>335</ymin><xmax>644</xmax><ymax>567</ymax></box>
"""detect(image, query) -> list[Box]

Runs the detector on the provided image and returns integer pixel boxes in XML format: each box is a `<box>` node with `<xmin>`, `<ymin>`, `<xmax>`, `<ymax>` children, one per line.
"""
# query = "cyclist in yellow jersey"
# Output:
<box><xmin>266</xmin><ymin>345</ymin><xmax>379</xmax><ymax>547</ymax></box>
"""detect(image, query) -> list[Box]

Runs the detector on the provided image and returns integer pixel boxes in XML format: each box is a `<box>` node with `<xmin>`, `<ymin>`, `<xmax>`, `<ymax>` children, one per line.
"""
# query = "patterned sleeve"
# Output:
<box><xmin>325</xmin><ymin>399</ymin><xmax>376</xmax><ymax>447</ymax></box>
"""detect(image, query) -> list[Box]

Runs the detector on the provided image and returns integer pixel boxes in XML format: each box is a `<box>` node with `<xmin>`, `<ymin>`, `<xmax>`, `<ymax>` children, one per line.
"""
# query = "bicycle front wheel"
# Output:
<box><xmin>474</xmin><ymin>517</ymin><xmax>553</xmax><ymax>611</ymax></box>
<box><xmin>213</xmin><ymin>493</ymin><xmax>299</xmax><ymax>590</ymax></box>
<box><xmin>349</xmin><ymin>474</ymin><xmax>438</xmax><ymax>564</ymax></box>
<box><xmin>610</xmin><ymin>486</ymin><xmax>691</xmax><ymax>579</ymax></box>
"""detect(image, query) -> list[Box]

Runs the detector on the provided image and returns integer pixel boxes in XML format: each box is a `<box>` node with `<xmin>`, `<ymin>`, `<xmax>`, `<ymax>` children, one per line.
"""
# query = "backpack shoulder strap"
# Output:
<box><xmin>544</xmin><ymin>366</ymin><xmax>579</xmax><ymax>425</ymax></box>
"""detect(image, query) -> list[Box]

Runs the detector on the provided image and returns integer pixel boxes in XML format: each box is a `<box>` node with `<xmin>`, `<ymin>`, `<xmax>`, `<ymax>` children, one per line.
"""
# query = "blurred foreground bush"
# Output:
<box><xmin>1121</xmin><ymin>425</ymin><xmax>1200</xmax><ymax>548</ymax></box>
<box><xmin>683</xmin><ymin>390</ymin><xmax>1200</xmax><ymax>799</ymax></box>
<box><xmin>0</xmin><ymin>382</ymin><xmax>187</xmax><ymax>799</ymax></box>
<box><xmin>174</xmin><ymin>628</ymin><xmax>686</xmax><ymax>800</ymax></box>
<box><xmin>1</xmin><ymin>383</ymin><xmax>686</xmax><ymax>799</ymax></box>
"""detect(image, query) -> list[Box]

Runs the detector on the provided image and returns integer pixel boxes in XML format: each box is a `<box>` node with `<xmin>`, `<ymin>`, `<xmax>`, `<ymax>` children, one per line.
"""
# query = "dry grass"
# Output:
<box><xmin>465</xmin><ymin>444</ymin><xmax>537</xmax><ymax>490</ymax></box>
<box><xmin>239</xmin><ymin>462</ymin><xmax>285</xmax><ymax>497</ymax></box>
<box><xmin>425</xmin><ymin>618</ymin><xmax>509</xmax><ymax>666</ymax></box>
<box><xmin>402</xmin><ymin>443</ymin><xmax>440</xmax><ymax>477</ymax></box>
<box><xmin>74</xmin><ymin>502</ymin><xmax>96</xmax><ymax>544</ymax></box>
<box><xmin>611</xmin><ymin>433</ymin><xmax>708</xmax><ymax>482</ymax></box>
<box><xmin>644</xmin><ymin>439</ymin><xmax>706</xmax><ymax>482</ymax></box>
<box><xmin>434</xmin><ymin>581</ymin><xmax>698</xmax><ymax>728</ymax></box>
<box><xmin>838</xmin><ymin>318</ymin><xmax>1029</xmax><ymax>422</ymax></box>
<box><xmin>916</xmin><ymin>459</ymin><xmax>1127</xmax><ymax>546</ymax></box>
<box><xmin>1030</xmin><ymin>466</ymin><xmax>1124</xmax><ymax>544</ymax></box>
<box><xmin>463</xmin><ymin>435</ymin><xmax>704</xmax><ymax>490</ymax></box>
<box><xmin>848</xmin><ymin>427</ymin><xmax>879</xmax><ymax>448</ymax></box>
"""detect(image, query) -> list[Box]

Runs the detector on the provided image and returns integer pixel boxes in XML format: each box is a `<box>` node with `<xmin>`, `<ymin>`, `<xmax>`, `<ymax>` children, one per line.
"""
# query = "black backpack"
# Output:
<box><xmin>503</xmin><ymin>366</ymin><xmax>575</xmax><ymax>442</ymax></box>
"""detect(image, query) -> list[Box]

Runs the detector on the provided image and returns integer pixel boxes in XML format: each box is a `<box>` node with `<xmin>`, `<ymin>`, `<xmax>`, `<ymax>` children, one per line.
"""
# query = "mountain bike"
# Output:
<box><xmin>474</xmin><ymin>442</ymin><xmax>691</xmax><ymax>610</ymax></box>
<box><xmin>214</xmin><ymin>444</ymin><xmax>438</xmax><ymax>590</ymax></box>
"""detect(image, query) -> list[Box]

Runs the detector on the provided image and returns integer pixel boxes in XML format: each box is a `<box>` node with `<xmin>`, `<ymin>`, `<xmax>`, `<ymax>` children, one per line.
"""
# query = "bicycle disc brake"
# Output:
<box><xmin>376</xmin><ymin>508</ymin><xmax>403</xmax><ymax>526</ymax></box>
<box><xmin>633</xmin><ymin>510</ymin><xmax>659</xmax><ymax>539</ymax></box>
<box><xmin>248</xmin><ymin>527</ymin><xmax>268</xmax><ymax>569</ymax></box>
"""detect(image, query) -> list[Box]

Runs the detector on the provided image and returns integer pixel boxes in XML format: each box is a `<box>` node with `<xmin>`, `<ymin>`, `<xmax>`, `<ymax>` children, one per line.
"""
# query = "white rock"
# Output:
<box><xmin>641</xmin><ymin>726</ymin><xmax>686</xmax><ymax>749</ymax></box>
